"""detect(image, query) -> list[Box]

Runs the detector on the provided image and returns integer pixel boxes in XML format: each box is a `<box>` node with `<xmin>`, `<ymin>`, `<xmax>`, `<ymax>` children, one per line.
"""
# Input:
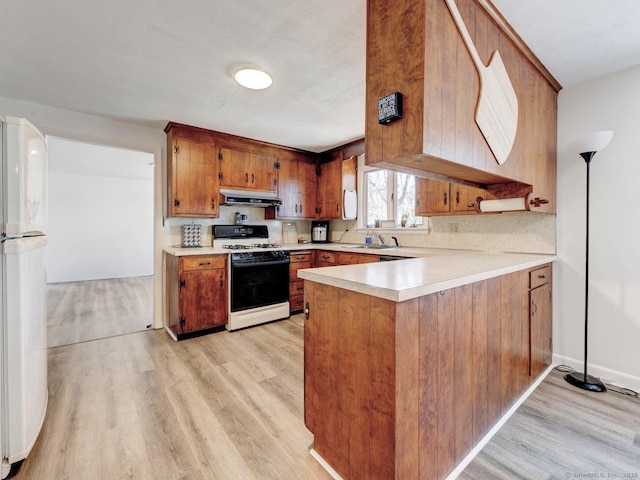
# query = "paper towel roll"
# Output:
<box><xmin>478</xmin><ymin>197</ymin><xmax>529</xmax><ymax>213</ymax></box>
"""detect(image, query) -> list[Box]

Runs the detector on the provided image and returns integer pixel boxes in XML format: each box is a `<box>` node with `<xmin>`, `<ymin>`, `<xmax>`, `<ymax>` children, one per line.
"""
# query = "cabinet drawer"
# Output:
<box><xmin>290</xmin><ymin>280</ymin><xmax>305</xmax><ymax>296</ymax></box>
<box><xmin>530</xmin><ymin>266</ymin><xmax>551</xmax><ymax>289</ymax></box>
<box><xmin>290</xmin><ymin>251</ymin><xmax>313</xmax><ymax>263</ymax></box>
<box><xmin>336</xmin><ymin>252</ymin><xmax>380</xmax><ymax>265</ymax></box>
<box><xmin>290</xmin><ymin>294</ymin><xmax>304</xmax><ymax>312</ymax></box>
<box><xmin>182</xmin><ymin>255</ymin><xmax>226</xmax><ymax>272</ymax></box>
<box><xmin>316</xmin><ymin>251</ymin><xmax>336</xmax><ymax>264</ymax></box>
<box><xmin>290</xmin><ymin>262</ymin><xmax>312</xmax><ymax>281</ymax></box>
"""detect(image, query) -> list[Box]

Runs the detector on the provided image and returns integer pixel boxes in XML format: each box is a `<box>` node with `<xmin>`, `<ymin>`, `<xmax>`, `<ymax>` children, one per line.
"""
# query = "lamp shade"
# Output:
<box><xmin>565</xmin><ymin>130</ymin><xmax>614</xmax><ymax>155</ymax></box>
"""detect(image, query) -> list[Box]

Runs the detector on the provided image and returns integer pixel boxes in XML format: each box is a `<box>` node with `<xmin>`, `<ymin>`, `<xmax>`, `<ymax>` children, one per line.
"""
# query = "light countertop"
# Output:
<box><xmin>164</xmin><ymin>243</ymin><xmax>555</xmax><ymax>302</ymax></box>
<box><xmin>164</xmin><ymin>243</ymin><xmax>318</xmax><ymax>256</ymax></box>
<box><xmin>297</xmin><ymin>248</ymin><xmax>555</xmax><ymax>302</ymax></box>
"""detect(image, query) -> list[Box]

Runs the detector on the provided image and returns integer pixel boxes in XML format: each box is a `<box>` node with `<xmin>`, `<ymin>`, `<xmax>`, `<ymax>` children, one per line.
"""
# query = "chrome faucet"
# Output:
<box><xmin>376</xmin><ymin>233</ymin><xmax>386</xmax><ymax>245</ymax></box>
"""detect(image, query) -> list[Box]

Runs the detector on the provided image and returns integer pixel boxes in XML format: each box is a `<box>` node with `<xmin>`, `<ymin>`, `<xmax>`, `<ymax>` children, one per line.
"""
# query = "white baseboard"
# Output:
<box><xmin>445</xmin><ymin>364</ymin><xmax>554</xmax><ymax>480</ymax></box>
<box><xmin>552</xmin><ymin>354</ymin><xmax>640</xmax><ymax>392</ymax></box>
<box><xmin>309</xmin><ymin>365</ymin><xmax>555</xmax><ymax>480</ymax></box>
<box><xmin>309</xmin><ymin>449</ymin><xmax>343</xmax><ymax>480</ymax></box>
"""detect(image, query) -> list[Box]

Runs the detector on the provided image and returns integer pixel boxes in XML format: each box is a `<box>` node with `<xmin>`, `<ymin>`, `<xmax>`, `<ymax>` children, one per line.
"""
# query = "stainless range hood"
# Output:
<box><xmin>219</xmin><ymin>188</ymin><xmax>282</xmax><ymax>207</ymax></box>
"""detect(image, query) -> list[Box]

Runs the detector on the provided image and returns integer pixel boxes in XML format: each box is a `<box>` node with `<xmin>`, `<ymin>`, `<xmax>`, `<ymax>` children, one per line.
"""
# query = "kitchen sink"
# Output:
<box><xmin>350</xmin><ymin>244</ymin><xmax>394</xmax><ymax>250</ymax></box>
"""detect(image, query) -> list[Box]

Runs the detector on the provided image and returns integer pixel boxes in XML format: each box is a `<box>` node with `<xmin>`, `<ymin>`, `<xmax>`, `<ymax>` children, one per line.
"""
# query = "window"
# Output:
<box><xmin>363</xmin><ymin>168</ymin><xmax>424</xmax><ymax>228</ymax></box>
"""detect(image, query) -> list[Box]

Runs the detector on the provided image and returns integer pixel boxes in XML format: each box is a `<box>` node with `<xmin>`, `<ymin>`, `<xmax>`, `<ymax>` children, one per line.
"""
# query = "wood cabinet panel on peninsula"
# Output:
<box><xmin>304</xmin><ymin>263</ymin><xmax>552</xmax><ymax>479</ymax></box>
<box><xmin>365</xmin><ymin>0</ymin><xmax>558</xmax><ymax>213</ymax></box>
<box><xmin>166</xmin><ymin>254</ymin><xmax>227</xmax><ymax>338</ymax></box>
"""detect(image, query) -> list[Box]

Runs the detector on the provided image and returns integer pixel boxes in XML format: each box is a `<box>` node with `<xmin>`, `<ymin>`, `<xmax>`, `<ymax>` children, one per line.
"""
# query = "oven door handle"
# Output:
<box><xmin>232</xmin><ymin>260</ymin><xmax>290</xmax><ymax>268</ymax></box>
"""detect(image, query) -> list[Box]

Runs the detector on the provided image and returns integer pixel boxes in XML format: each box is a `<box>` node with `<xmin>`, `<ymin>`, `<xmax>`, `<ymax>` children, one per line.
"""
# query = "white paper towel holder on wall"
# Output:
<box><xmin>474</xmin><ymin>193</ymin><xmax>549</xmax><ymax>213</ymax></box>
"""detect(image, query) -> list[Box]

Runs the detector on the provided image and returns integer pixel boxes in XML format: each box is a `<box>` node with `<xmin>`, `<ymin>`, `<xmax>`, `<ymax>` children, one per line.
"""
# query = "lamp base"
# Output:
<box><xmin>564</xmin><ymin>371</ymin><xmax>607</xmax><ymax>392</ymax></box>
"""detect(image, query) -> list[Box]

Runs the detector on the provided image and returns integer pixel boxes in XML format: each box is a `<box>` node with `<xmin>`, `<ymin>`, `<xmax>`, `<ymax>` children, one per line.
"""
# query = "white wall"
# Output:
<box><xmin>555</xmin><ymin>65</ymin><xmax>640</xmax><ymax>390</ymax></box>
<box><xmin>0</xmin><ymin>95</ymin><xmax>165</xmax><ymax>327</ymax></box>
<box><xmin>47</xmin><ymin>171</ymin><xmax>154</xmax><ymax>282</ymax></box>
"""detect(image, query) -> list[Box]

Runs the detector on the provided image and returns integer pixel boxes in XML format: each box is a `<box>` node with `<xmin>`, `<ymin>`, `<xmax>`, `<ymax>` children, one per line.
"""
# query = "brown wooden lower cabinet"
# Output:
<box><xmin>304</xmin><ymin>264</ymin><xmax>552</xmax><ymax>479</ymax></box>
<box><xmin>530</xmin><ymin>265</ymin><xmax>552</xmax><ymax>377</ymax></box>
<box><xmin>314</xmin><ymin>250</ymin><xmax>381</xmax><ymax>267</ymax></box>
<box><xmin>289</xmin><ymin>250</ymin><xmax>313</xmax><ymax>313</ymax></box>
<box><xmin>166</xmin><ymin>253</ymin><xmax>228</xmax><ymax>339</ymax></box>
<box><xmin>335</xmin><ymin>251</ymin><xmax>380</xmax><ymax>265</ymax></box>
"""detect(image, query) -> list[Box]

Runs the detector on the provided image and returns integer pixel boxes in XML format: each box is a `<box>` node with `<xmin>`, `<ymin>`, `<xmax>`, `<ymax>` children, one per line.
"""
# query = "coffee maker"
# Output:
<box><xmin>311</xmin><ymin>221</ymin><xmax>330</xmax><ymax>243</ymax></box>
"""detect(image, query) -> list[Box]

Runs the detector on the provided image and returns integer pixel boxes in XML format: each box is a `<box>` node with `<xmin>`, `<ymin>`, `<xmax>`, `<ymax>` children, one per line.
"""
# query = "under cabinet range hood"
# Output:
<box><xmin>219</xmin><ymin>188</ymin><xmax>282</xmax><ymax>207</ymax></box>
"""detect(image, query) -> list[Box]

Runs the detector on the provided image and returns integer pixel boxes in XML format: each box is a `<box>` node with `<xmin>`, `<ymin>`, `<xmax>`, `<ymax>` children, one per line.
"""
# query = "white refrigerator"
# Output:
<box><xmin>0</xmin><ymin>116</ymin><xmax>48</xmax><ymax>478</ymax></box>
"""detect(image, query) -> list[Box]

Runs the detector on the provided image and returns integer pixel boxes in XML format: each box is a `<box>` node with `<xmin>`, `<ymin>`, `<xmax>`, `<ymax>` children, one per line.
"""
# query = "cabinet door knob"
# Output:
<box><xmin>219</xmin><ymin>275</ymin><xmax>223</xmax><ymax>287</ymax></box>
<box><xmin>443</xmin><ymin>192</ymin><xmax>448</xmax><ymax>206</ymax></box>
<box><xmin>245</xmin><ymin>173</ymin><xmax>249</xmax><ymax>183</ymax></box>
<box><xmin>251</xmin><ymin>174</ymin><xmax>255</xmax><ymax>184</ymax></box>
<box><xmin>199</xmin><ymin>261</ymin><xmax>211</xmax><ymax>266</ymax></box>
<box><xmin>305</xmin><ymin>301</ymin><xmax>310</xmax><ymax>320</ymax></box>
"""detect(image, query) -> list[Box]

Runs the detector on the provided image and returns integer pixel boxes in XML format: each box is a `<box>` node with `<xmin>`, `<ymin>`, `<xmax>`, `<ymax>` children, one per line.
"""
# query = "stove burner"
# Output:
<box><xmin>221</xmin><ymin>243</ymin><xmax>282</xmax><ymax>250</ymax></box>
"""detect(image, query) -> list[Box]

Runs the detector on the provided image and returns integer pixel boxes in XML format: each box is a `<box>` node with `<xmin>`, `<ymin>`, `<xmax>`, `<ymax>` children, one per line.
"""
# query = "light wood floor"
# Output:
<box><xmin>460</xmin><ymin>369</ymin><xmax>640</xmax><ymax>479</ymax></box>
<box><xmin>46</xmin><ymin>276</ymin><xmax>153</xmax><ymax>347</ymax></box>
<box><xmin>13</xmin><ymin>315</ymin><xmax>640</xmax><ymax>479</ymax></box>
<box><xmin>15</xmin><ymin>316</ymin><xmax>331</xmax><ymax>480</ymax></box>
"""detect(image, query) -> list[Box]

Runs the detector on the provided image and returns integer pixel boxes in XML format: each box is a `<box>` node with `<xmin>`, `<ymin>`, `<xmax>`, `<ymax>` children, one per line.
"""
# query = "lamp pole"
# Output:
<box><xmin>564</xmin><ymin>150</ymin><xmax>606</xmax><ymax>392</ymax></box>
<box><xmin>563</xmin><ymin>130</ymin><xmax>612</xmax><ymax>393</ymax></box>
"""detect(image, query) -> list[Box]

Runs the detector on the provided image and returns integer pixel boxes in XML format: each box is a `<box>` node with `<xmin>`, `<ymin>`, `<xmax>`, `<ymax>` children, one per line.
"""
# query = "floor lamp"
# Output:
<box><xmin>564</xmin><ymin>130</ymin><xmax>614</xmax><ymax>392</ymax></box>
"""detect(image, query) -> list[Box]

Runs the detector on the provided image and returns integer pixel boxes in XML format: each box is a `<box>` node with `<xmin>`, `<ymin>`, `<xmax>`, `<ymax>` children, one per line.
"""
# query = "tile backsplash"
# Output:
<box><xmin>331</xmin><ymin>212</ymin><xmax>556</xmax><ymax>254</ymax></box>
<box><xmin>165</xmin><ymin>208</ymin><xmax>556</xmax><ymax>255</ymax></box>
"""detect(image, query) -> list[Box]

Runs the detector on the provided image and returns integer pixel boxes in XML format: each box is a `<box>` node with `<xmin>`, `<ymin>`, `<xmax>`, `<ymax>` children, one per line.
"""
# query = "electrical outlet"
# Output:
<box><xmin>448</xmin><ymin>223</ymin><xmax>459</xmax><ymax>233</ymax></box>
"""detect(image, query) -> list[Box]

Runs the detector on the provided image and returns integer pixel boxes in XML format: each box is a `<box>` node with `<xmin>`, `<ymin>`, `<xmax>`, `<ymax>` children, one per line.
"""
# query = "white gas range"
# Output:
<box><xmin>213</xmin><ymin>225</ymin><xmax>290</xmax><ymax>331</ymax></box>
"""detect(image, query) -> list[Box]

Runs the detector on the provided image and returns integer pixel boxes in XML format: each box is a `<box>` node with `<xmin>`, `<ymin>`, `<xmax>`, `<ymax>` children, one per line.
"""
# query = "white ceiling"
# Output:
<box><xmin>1</xmin><ymin>1</ymin><xmax>639</xmax><ymax>153</ymax></box>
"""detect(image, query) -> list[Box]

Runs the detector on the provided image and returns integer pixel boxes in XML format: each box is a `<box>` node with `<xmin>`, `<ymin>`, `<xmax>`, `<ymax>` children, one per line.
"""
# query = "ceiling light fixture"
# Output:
<box><xmin>234</xmin><ymin>68</ymin><xmax>273</xmax><ymax>90</ymax></box>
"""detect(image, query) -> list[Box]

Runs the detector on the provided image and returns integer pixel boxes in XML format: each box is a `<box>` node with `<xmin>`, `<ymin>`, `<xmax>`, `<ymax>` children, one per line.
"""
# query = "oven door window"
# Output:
<box><xmin>231</xmin><ymin>261</ymin><xmax>290</xmax><ymax>312</ymax></box>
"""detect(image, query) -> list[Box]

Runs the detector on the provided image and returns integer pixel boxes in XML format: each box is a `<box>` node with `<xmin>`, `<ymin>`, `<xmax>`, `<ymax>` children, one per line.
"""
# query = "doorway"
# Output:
<box><xmin>45</xmin><ymin>136</ymin><xmax>155</xmax><ymax>347</ymax></box>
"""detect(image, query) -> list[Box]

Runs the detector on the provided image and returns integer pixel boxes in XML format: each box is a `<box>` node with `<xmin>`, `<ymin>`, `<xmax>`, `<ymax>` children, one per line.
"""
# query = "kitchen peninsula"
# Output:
<box><xmin>298</xmin><ymin>249</ymin><xmax>555</xmax><ymax>479</ymax></box>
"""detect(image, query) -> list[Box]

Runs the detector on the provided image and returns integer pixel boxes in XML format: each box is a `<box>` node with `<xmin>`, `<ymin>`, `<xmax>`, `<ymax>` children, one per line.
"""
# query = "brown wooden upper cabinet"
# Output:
<box><xmin>451</xmin><ymin>183</ymin><xmax>487</xmax><ymax>213</ymax></box>
<box><xmin>416</xmin><ymin>178</ymin><xmax>488</xmax><ymax>216</ymax></box>
<box><xmin>218</xmin><ymin>147</ymin><xmax>277</xmax><ymax>192</ymax></box>
<box><xmin>365</xmin><ymin>0</ymin><xmax>560</xmax><ymax>213</ymax></box>
<box><xmin>416</xmin><ymin>177</ymin><xmax>493</xmax><ymax>217</ymax></box>
<box><xmin>316</xmin><ymin>149</ymin><xmax>360</xmax><ymax>220</ymax></box>
<box><xmin>317</xmin><ymin>156</ymin><xmax>343</xmax><ymax>220</ymax></box>
<box><xmin>273</xmin><ymin>157</ymin><xmax>318</xmax><ymax>219</ymax></box>
<box><xmin>165</xmin><ymin>122</ymin><xmax>319</xmax><ymax>218</ymax></box>
<box><xmin>415</xmin><ymin>178</ymin><xmax>451</xmax><ymax>216</ymax></box>
<box><xmin>166</xmin><ymin>124</ymin><xmax>220</xmax><ymax>218</ymax></box>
